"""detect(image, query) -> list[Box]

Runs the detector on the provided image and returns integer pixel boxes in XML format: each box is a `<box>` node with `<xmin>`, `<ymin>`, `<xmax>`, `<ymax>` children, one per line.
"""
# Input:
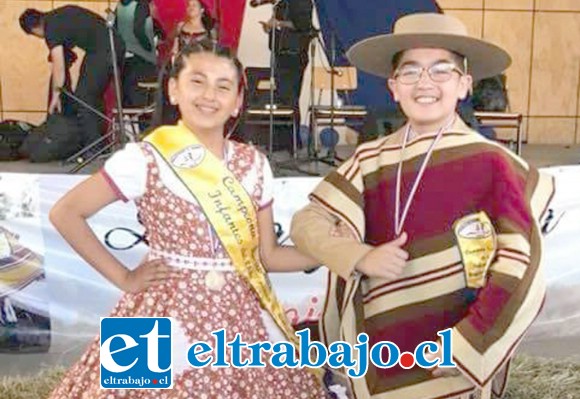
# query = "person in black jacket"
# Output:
<box><xmin>20</xmin><ymin>6</ymin><xmax>125</xmax><ymax>148</ymax></box>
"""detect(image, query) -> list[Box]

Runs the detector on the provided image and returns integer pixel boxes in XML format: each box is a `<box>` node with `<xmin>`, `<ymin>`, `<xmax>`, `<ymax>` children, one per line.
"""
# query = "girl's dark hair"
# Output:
<box><xmin>200</xmin><ymin>6</ymin><xmax>215</xmax><ymax>35</ymax></box>
<box><xmin>169</xmin><ymin>38</ymin><xmax>243</xmax><ymax>80</ymax></box>
<box><xmin>151</xmin><ymin>38</ymin><xmax>244</xmax><ymax>128</ymax></box>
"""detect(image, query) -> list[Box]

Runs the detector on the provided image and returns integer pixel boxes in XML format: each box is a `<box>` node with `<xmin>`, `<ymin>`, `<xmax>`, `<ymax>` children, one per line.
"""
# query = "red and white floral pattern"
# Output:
<box><xmin>49</xmin><ymin>142</ymin><xmax>328</xmax><ymax>399</ymax></box>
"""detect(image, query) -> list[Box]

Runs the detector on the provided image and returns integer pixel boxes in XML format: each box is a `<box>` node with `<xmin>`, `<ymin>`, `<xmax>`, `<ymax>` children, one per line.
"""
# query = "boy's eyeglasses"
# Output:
<box><xmin>393</xmin><ymin>62</ymin><xmax>464</xmax><ymax>85</ymax></box>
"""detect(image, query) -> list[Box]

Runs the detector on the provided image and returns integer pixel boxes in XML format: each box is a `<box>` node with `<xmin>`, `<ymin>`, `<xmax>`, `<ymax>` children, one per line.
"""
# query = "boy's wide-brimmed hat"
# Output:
<box><xmin>346</xmin><ymin>13</ymin><xmax>511</xmax><ymax>81</ymax></box>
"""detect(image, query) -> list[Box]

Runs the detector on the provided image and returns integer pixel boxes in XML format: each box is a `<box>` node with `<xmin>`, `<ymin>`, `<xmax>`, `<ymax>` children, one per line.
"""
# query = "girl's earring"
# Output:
<box><xmin>232</xmin><ymin>109</ymin><xmax>239</xmax><ymax>117</ymax></box>
<box><xmin>170</xmin><ymin>97</ymin><xmax>177</xmax><ymax>105</ymax></box>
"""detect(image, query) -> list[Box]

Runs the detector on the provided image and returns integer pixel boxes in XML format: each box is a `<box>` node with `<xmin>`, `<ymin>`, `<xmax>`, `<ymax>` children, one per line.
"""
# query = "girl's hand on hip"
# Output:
<box><xmin>121</xmin><ymin>258</ymin><xmax>179</xmax><ymax>293</ymax></box>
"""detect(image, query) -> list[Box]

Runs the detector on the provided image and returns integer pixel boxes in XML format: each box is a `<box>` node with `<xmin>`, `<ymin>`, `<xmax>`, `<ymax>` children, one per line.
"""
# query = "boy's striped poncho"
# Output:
<box><xmin>300</xmin><ymin>119</ymin><xmax>554</xmax><ymax>399</ymax></box>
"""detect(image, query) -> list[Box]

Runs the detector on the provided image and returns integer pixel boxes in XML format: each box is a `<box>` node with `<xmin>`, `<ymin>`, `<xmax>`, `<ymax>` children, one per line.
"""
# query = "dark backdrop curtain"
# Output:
<box><xmin>313</xmin><ymin>0</ymin><xmax>442</xmax><ymax>112</ymax></box>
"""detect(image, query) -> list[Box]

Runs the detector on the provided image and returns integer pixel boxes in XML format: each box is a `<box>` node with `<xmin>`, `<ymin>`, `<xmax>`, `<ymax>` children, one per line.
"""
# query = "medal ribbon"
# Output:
<box><xmin>395</xmin><ymin>118</ymin><xmax>455</xmax><ymax>236</ymax></box>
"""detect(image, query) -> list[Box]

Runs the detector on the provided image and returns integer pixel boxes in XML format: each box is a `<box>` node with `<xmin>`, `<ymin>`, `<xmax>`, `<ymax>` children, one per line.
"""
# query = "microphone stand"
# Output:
<box><xmin>327</xmin><ymin>31</ymin><xmax>337</xmax><ymax>162</ymax></box>
<box><xmin>64</xmin><ymin>8</ymin><xmax>129</xmax><ymax>173</ymax></box>
<box><xmin>107</xmin><ymin>8</ymin><xmax>129</xmax><ymax>144</ymax></box>
<box><xmin>267</xmin><ymin>0</ymin><xmax>279</xmax><ymax>158</ymax></box>
<box><xmin>307</xmin><ymin>28</ymin><xmax>340</xmax><ymax>169</ymax></box>
<box><xmin>212</xmin><ymin>0</ymin><xmax>221</xmax><ymax>41</ymax></box>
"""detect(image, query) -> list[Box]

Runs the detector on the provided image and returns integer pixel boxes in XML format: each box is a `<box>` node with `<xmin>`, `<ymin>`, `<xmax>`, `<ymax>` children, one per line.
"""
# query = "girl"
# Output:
<box><xmin>48</xmin><ymin>39</ymin><xmax>329</xmax><ymax>398</ymax></box>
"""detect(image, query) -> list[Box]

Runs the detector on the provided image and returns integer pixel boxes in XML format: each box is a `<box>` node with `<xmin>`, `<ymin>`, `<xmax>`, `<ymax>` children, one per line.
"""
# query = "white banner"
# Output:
<box><xmin>0</xmin><ymin>167</ymin><xmax>579</xmax><ymax>375</ymax></box>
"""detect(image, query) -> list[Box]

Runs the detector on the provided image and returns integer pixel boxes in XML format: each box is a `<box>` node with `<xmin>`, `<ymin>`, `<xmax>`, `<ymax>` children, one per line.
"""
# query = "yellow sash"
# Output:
<box><xmin>144</xmin><ymin>123</ymin><xmax>300</xmax><ymax>348</ymax></box>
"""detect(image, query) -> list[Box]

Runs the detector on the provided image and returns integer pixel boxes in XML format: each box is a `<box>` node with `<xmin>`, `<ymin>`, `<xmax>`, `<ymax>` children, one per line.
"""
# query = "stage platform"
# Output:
<box><xmin>1</xmin><ymin>144</ymin><xmax>579</xmax><ymax>176</ymax></box>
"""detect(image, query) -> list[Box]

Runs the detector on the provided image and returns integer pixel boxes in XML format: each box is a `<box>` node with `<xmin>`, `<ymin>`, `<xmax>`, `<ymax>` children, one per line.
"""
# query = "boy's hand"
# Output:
<box><xmin>355</xmin><ymin>232</ymin><xmax>409</xmax><ymax>280</ymax></box>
